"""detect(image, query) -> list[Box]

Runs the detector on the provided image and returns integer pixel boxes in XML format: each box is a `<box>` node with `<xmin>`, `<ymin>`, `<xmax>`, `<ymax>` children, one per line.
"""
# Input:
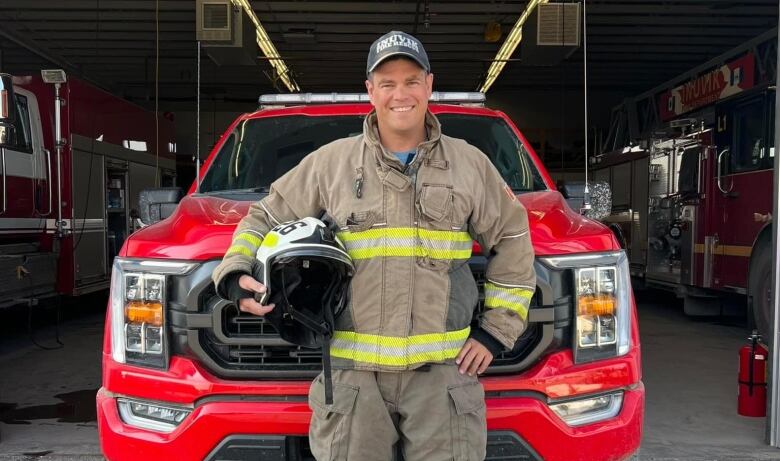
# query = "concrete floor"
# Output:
<box><xmin>636</xmin><ymin>292</ymin><xmax>780</xmax><ymax>460</ymax></box>
<box><xmin>1</xmin><ymin>291</ymin><xmax>780</xmax><ymax>460</ymax></box>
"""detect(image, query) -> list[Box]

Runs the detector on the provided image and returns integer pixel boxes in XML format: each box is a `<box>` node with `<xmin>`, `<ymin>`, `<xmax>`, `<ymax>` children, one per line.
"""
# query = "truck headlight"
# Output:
<box><xmin>540</xmin><ymin>251</ymin><xmax>631</xmax><ymax>364</ymax></box>
<box><xmin>110</xmin><ymin>258</ymin><xmax>197</xmax><ymax>368</ymax></box>
<box><xmin>549</xmin><ymin>391</ymin><xmax>624</xmax><ymax>426</ymax></box>
<box><xmin>117</xmin><ymin>398</ymin><xmax>192</xmax><ymax>433</ymax></box>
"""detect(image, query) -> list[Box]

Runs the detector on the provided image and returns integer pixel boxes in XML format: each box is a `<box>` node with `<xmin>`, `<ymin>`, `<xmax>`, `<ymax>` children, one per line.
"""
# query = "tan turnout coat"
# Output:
<box><xmin>213</xmin><ymin>110</ymin><xmax>536</xmax><ymax>372</ymax></box>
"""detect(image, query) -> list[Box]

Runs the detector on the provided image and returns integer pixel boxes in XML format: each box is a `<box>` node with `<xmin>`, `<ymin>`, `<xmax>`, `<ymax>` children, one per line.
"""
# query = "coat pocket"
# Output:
<box><xmin>340</xmin><ymin>210</ymin><xmax>379</xmax><ymax>233</ymax></box>
<box><xmin>418</xmin><ymin>183</ymin><xmax>454</xmax><ymax>224</ymax></box>
<box><xmin>447</xmin><ymin>381</ymin><xmax>487</xmax><ymax>461</ymax></box>
<box><xmin>308</xmin><ymin>375</ymin><xmax>360</xmax><ymax>461</ymax></box>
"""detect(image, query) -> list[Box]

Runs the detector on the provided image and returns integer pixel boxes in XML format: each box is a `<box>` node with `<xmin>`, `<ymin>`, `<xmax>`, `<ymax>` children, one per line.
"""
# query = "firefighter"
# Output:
<box><xmin>213</xmin><ymin>31</ymin><xmax>536</xmax><ymax>461</ymax></box>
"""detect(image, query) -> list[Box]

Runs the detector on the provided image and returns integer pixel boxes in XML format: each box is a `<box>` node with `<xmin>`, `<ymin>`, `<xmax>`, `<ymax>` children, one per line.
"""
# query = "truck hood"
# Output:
<box><xmin>124</xmin><ymin>191</ymin><xmax>617</xmax><ymax>260</ymax></box>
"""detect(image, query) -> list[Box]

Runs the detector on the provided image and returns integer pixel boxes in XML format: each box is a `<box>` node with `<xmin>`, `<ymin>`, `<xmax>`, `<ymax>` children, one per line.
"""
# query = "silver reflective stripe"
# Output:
<box><xmin>330</xmin><ymin>337</ymin><xmax>467</xmax><ymax>357</ymax></box>
<box><xmin>342</xmin><ymin>236</ymin><xmax>471</xmax><ymax>252</ymax></box>
<box><xmin>486</xmin><ymin>287</ymin><xmax>532</xmax><ymax>305</ymax></box>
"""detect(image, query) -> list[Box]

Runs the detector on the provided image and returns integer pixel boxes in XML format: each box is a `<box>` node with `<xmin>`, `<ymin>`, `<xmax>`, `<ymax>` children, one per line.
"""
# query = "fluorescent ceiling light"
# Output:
<box><xmin>232</xmin><ymin>0</ymin><xmax>300</xmax><ymax>92</ymax></box>
<box><xmin>479</xmin><ymin>0</ymin><xmax>549</xmax><ymax>93</ymax></box>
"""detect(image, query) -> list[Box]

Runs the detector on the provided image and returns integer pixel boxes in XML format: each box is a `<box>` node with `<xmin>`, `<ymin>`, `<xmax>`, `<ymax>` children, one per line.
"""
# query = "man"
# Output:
<box><xmin>213</xmin><ymin>31</ymin><xmax>536</xmax><ymax>461</ymax></box>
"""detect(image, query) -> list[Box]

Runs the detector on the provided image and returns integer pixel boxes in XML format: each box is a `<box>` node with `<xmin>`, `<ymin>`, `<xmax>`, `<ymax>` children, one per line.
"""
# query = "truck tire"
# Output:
<box><xmin>749</xmin><ymin>237</ymin><xmax>773</xmax><ymax>338</ymax></box>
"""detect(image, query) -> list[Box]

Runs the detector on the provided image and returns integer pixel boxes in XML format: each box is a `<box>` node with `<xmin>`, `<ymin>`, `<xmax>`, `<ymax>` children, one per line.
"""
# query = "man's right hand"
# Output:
<box><xmin>237</xmin><ymin>274</ymin><xmax>275</xmax><ymax>316</ymax></box>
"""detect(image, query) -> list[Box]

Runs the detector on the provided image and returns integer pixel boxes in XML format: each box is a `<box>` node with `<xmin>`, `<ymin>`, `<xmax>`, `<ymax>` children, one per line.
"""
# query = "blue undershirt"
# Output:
<box><xmin>393</xmin><ymin>149</ymin><xmax>416</xmax><ymax>166</ymax></box>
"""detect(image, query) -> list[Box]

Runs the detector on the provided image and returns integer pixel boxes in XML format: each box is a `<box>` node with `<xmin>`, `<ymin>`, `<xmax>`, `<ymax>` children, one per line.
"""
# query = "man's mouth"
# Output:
<box><xmin>390</xmin><ymin>106</ymin><xmax>414</xmax><ymax>112</ymax></box>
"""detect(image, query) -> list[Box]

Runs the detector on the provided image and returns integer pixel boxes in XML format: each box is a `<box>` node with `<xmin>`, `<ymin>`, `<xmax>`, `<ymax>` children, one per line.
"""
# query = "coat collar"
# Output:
<box><xmin>362</xmin><ymin>109</ymin><xmax>442</xmax><ymax>170</ymax></box>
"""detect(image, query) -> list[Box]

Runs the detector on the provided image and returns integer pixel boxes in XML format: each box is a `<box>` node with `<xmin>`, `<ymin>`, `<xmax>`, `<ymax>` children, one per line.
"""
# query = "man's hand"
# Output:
<box><xmin>237</xmin><ymin>274</ymin><xmax>275</xmax><ymax>316</ymax></box>
<box><xmin>455</xmin><ymin>338</ymin><xmax>494</xmax><ymax>376</ymax></box>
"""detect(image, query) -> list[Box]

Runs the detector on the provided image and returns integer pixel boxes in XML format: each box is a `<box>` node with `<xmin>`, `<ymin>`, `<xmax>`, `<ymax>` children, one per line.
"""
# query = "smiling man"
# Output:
<box><xmin>212</xmin><ymin>31</ymin><xmax>536</xmax><ymax>460</ymax></box>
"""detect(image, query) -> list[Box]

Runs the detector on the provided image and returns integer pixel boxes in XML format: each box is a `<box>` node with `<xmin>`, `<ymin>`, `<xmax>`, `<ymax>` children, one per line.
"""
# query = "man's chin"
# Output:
<box><xmin>386</xmin><ymin>116</ymin><xmax>424</xmax><ymax>131</ymax></box>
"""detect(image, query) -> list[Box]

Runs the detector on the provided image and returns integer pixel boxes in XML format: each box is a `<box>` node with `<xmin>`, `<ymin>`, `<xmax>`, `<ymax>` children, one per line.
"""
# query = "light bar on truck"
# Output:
<box><xmin>258</xmin><ymin>91</ymin><xmax>486</xmax><ymax>109</ymax></box>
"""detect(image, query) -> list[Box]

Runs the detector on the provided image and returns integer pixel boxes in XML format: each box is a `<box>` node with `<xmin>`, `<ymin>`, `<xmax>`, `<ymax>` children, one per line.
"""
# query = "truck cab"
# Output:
<box><xmin>97</xmin><ymin>93</ymin><xmax>643</xmax><ymax>461</ymax></box>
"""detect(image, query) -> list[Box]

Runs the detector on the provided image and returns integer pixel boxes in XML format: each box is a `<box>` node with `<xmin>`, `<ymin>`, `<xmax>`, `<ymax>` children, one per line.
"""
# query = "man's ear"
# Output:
<box><xmin>365</xmin><ymin>79</ymin><xmax>376</xmax><ymax>106</ymax></box>
<box><xmin>426</xmin><ymin>72</ymin><xmax>434</xmax><ymax>98</ymax></box>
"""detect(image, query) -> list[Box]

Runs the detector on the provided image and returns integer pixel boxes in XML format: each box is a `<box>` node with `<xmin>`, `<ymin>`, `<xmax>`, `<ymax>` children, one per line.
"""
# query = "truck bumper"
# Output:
<box><xmin>97</xmin><ymin>382</ymin><xmax>643</xmax><ymax>461</ymax></box>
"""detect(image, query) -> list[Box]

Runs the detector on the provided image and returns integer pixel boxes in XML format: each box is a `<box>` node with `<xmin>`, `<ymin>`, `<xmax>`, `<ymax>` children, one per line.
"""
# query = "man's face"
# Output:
<box><xmin>365</xmin><ymin>58</ymin><xmax>434</xmax><ymax>138</ymax></box>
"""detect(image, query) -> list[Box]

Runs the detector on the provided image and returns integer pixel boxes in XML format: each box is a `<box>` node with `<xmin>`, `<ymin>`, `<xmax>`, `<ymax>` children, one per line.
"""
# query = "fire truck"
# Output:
<box><xmin>94</xmin><ymin>92</ymin><xmax>643</xmax><ymax>461</ymax></box>
<box><xmin>594</xmin><ymin>28</ymin><xmax>777</xmax><ymax>334</ymax></box>
<box><xmin>0</xmin><ymin>71</ymin><xmax>176</xmax><ymax>309</ymax></box>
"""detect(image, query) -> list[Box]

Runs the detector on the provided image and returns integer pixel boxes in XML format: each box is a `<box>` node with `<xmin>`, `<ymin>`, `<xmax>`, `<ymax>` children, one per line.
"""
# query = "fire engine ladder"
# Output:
<box><xmin>602</xmin><ymin>27</ymin><xmax>778</xmax><ymax>154</ymax></box>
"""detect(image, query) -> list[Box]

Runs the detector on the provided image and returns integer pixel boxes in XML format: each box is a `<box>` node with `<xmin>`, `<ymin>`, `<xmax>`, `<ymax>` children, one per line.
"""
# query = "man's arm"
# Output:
<box><xmin>463</xmin><ymin>155</ymin><xmax>537</xmax><ymax>371</ymax></box>
<box><xmin>212</xmin><ymin>152</ymin><xmax>325</xmax><ymax>308</ymax></box>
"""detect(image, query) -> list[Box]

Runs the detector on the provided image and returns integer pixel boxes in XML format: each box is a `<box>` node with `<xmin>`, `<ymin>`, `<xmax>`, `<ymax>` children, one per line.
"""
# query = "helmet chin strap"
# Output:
<box><xmin>280</xmin><ymin>267</ymin><xmax>344</xmax><ymax>405</ymax></box>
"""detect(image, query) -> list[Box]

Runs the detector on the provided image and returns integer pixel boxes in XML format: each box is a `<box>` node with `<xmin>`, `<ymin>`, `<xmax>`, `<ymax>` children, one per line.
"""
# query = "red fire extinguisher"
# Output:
<box><xmin>738</xmin><ymin>330</ymin><xmax>768</xmax><ymax>417</ymax></box>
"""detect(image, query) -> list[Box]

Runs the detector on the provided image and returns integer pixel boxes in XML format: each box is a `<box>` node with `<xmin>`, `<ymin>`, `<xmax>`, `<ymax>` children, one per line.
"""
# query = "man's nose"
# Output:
<box><xmin>391</xmin><ymin>85</ymin><xmax>409</xmax><ymax>100</ymax></box>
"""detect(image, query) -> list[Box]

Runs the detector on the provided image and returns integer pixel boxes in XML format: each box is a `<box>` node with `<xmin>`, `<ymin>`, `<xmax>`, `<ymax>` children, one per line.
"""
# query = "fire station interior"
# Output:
<box><xmin>0</xmin><ymin>1</ymin><xmax>780</xmax><ymax>459</ymax></box>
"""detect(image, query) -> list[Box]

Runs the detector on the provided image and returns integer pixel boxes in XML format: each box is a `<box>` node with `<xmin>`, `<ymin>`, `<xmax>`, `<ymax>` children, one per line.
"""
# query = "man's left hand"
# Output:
<box><xmin>456</xmin><ymin>338</ymin><xmax>494</xmax><ymax>376</ymax></box>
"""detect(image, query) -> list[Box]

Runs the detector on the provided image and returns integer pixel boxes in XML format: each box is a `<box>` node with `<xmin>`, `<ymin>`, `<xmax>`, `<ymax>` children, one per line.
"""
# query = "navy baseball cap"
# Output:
<box><xmin>366</xmin><ymin>31</ymin><xmax>430</xmax><ymax>76</ymax></box>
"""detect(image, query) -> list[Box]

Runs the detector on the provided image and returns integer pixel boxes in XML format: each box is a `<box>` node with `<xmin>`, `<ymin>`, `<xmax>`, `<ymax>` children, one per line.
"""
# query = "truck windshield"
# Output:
<box><xmin>199</xmin><ymin>113</ymin><xmax>547</xmax><ymax>193</ymax></box>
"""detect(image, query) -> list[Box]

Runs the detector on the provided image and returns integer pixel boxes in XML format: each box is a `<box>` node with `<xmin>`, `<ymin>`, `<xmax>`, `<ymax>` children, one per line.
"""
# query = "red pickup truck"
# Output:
<box><xmin>96</xmin><ymin>93</ymin><xmax>643</xmax><ymax>461</ymax></box>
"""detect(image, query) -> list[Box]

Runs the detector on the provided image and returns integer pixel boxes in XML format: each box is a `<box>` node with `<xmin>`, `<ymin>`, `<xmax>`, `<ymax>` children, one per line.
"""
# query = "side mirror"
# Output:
<box><xmin>0</xmin><ymin>73</ymin><xmax>18</xmax><ymax>148</ymax></box>
<box><xmin>557</xmin><ymin>180</ymin><xmax>612</xmax><ymax>221</ymax></box>
<box><xmin>138</xmin><ymin>187</ymin><xmax>183</xmax><ymax>226</ymax></box>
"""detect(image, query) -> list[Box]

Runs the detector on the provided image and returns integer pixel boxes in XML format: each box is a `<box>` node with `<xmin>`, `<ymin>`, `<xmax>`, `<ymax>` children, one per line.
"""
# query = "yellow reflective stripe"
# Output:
<box><xmin>330</xmin><ymin>327</ymin><xmax>470</xmax><ymax>367</ymax></box>
<box><xmin>484</xmin><ymin>298</ymin><xmax>529</xmax><ymax>318</ymax></box>
<box><xmin>486</xmin><ymin>283</ymin><xmax>534</xmax><ymax>299</ymax></box>
<box><xmin>484</xmin><ymin>282</ymin><xmax>533</xmax><ymax>318</ymax></box>
<box><xmin>346</xmin><ymin>246</ymin><xmax>471</xmax><ymax>260</ymax></box>
<box><xmin>333</xmin><ymin>327</ymin><xmax>470</xmax><ymax>346</ymax></box>
<box><xmin>330</xmin><ymin>347</ymin><xmax>463</xmax><ymax>367</ymax></box>
<box><xmin>236</xmin><ymin>232</ymin><xmax>263</xmax><ymax>248</ymax></box>
<box><xmin>336</xmin><ymin>228</ymin><xmax>473</xmax><ymax>261</ymax></box>
<box><xmin>337</xmin><ymin>227</ymin><xmax>471</xmax><ymax>242</ymax></box>
<box><xmin>225</xmin><ymin>245</ymin><xmax>254</xmax><ymax>257</ymax></box>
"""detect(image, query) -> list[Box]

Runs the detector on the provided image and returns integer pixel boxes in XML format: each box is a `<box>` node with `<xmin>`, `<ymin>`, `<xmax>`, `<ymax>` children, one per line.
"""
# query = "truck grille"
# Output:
<box><xmin>204</xmin><ymin>431</ymin><xmax>541</xmax><ymax>461</ymax></box>
<box><xmin>197</xmin><ymin>291</ymin><xmax>542</xmax><ymax>374</ymax></box>
<box><xmin>172</xmin><ymin>260</ymin><xmax>560</xmax><ymax>379</ymax></box>
<box><xmin>202</xmin><ymin>312</ymin><xmax>322</xmax><ymax>370</ymax></box>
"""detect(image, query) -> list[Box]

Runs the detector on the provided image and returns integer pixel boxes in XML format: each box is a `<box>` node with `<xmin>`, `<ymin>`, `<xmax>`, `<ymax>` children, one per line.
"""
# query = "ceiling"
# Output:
<box><xmin>0</xmin><ymin>0</ymin><xmax>777</xmax><ymax>109</ymax></box>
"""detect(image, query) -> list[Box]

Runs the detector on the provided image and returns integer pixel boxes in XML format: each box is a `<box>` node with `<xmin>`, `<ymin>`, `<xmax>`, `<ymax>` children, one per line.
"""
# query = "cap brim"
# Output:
<box><xmin>367</xmin><ymin>51</ymin><xmax>428</xmax><ymax>74</ymax></box>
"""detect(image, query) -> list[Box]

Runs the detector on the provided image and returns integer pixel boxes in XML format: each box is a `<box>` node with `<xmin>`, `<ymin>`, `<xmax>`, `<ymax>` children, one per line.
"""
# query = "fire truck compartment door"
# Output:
<box><xmin>72</xmin><ymin>150</ymin><xmax>107</xmax><ymax>285</ymax></box>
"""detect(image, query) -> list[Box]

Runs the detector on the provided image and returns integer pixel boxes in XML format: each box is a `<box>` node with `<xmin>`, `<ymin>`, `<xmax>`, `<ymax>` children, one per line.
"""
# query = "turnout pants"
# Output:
<box><xmin>307</xmin><ymin>364</ymin><xmax>487</xmax><ymax>461</ymax></box>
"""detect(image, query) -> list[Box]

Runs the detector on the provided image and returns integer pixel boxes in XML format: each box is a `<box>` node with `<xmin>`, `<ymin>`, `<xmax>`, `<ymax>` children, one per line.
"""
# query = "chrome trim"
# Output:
<box><xmin>716</xmin><ymin>148</ymin><xmax>734</xmax><ymax>194</ymax></box>
<box><xmin>0</xmin><ymin>147</ymin><xmax>6</xmax><ymax>214</ymax></box>
<box><xmin>539</xmin><ymin>251</ymin><xmax>623</xmax><ymax>269</ymax></box>
<box><xmin>703</xmin><ymin>235</ymin><xmax>716</xmax><ymax>288</ymax></box>
<box><xmin>37</xmin><ymin>148</ymin><xmax>53</xmax><ymax>215</ymax></box>
<box><xmin>71</xmin><ymin>219</ymin><xmax>105</xmax><ymax>231</ymax></box>
<box><xmin>115</xmin><ymin>258</ymin><xmax>199</xmax><ymax>276</ymax></box>
<box><xmin>54</xmin><ymin>82</ymin><xmax>64</xmax><ymax>236</ymax></box>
